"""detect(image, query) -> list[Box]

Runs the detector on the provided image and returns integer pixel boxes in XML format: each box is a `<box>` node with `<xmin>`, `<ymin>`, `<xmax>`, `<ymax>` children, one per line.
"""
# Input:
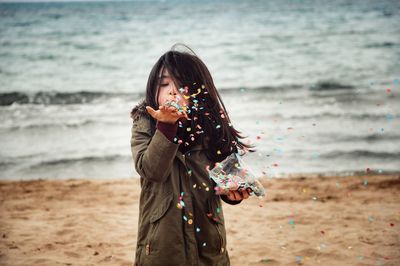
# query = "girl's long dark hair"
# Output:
<box><xmin>133</xmin><ymin>43</ymin><xmax>255</xmax><ymax>163</ymax></box>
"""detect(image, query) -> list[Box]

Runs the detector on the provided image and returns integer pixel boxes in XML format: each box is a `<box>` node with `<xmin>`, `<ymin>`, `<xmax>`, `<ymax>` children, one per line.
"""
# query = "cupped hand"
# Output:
<box><xmin>225</xmin><ymin>188</ymin><xmax>252</xmax><ymax>201</ymax></box>
<box><xmin>146</xmin><ymin>105</ymin><xmax>188</xmax><ymax>124</ymax></box>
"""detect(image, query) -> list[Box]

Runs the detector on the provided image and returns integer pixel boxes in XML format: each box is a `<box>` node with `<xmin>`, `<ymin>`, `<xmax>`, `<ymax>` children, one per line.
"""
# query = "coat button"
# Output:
<box><xmin>220</xmin><ymin>247</ymin><xmax>225</xmax><ymax>253</ymax></box>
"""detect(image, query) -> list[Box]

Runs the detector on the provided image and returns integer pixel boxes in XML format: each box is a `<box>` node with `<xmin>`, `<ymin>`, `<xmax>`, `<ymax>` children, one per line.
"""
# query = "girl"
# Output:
<box><xmin>130</xmin><ymin>43</ymin><xmax>254</xmax><ymax>266</ymax></box>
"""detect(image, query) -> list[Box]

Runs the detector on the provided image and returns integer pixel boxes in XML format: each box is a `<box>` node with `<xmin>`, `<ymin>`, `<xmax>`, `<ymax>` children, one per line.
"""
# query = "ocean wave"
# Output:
<box><xmin>309</xmin><ymin>81</ymin><xmax>355</xmax><ymax>91</ymax></box>
<box><xmin>313</xmin><ymin>133</ymin><xmax>400</xmax><ymax>144</ymax></box>
<box><xmin>30</xmin><ymin>154</ymin><xmax>128</xmax><ymax>169</ymax></box>
<box><xmin>0</xmin><ymin>91</ymin><xmax>131</xmax><ymax>106</ymax></box>
<box><xmin>1</xmin><ymin>119</ymin><xmax>99</xmax><ymax>131</ymax></box>
<box><xmin>321</xmin><ymin>150</ymin><xmax>400</xmax><ymax>159</ymax></box>
<box><xmin>365</xmin><ymin>42</ymin><xmax>397</xmax><ymax>48</ymax></box>
<box><xmin>235</xmin><ymin>111</ymin><xmax>398</xmax><ymax>121</ymax></box>
<box><xmin>0</xmin><ymin>160</ymin><xmax>17</xmax><ymax>168</ymax></box>
<box><xmin>219</xmin><ymin>84</ymin><xmax>303</xmax><ymax>93</ymax></box>
<box><xmin>286</xmin><ymin>112</ymin><xmax>398</xmax><ymax>120</ymax></box>
<box><xmin>1</xmin><ymin>86</ymin><xmax>300</xmax><ymax>106</ymax></box>
<box><xmin>219</xmin><ymin>81</ymin><xmax>355</xmax><ymax>93</ymax></box>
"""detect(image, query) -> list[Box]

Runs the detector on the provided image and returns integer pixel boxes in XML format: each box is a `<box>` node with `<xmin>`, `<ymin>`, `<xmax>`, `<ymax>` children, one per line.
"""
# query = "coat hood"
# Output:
<box><xmin>130</xmin><ymin>99</ymin><xmax>151</xmax><ymax>123</ymax></box>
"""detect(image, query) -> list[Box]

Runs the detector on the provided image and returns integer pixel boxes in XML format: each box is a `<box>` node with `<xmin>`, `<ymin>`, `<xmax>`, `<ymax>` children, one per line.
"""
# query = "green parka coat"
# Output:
<box><xmin>130</xmin><ymin>102</ymin><xmax>242</xmax><ymax>266</ymax></box>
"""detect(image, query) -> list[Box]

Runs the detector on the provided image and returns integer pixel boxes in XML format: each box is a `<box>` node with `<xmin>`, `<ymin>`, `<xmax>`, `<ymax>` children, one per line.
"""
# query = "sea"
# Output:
<box><xmin>0</xmin><ymin>0</ymin><xmax>399</xmax><ymax>180</ymax></box>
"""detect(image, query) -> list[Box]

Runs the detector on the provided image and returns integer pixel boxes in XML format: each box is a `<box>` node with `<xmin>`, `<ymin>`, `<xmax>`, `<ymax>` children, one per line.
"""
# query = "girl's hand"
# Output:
<box><xmin>146</xmin><ymin>105</ymin><xmax>188</xmax><ymax>124</ymax></box>
<box><xmin>226</xmin><ymin>188</ymin><xmax>252</xmax><ymax>201</ymax></box>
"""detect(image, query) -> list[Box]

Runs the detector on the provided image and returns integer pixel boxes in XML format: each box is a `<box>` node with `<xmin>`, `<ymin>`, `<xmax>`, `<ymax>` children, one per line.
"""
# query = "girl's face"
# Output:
<box><xmin>157</xmin><ymin>68</ymin><xmax>189</xmax><ymax>108</ymax></box>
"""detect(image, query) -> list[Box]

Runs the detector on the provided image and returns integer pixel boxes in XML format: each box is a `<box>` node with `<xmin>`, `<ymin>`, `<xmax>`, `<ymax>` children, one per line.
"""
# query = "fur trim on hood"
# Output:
<box><xmin>130</xmin><ymin>99</ymin><xmax>150</xmax><ymax>122</ymax></box>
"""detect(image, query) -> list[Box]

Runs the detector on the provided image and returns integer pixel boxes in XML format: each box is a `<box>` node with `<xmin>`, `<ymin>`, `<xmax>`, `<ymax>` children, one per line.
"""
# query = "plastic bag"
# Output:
<box><xmin>208</xmin><ymin>152</ymin><xmax>266</xmax><ymax>197</ymax></box>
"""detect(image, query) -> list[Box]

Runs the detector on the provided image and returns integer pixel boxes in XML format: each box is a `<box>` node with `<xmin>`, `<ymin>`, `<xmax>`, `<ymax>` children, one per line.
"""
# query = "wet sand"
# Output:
<box><xmin>0</xmin><ymin>174</ymin><xmax>399</xmax><ymax>265</ymax></box>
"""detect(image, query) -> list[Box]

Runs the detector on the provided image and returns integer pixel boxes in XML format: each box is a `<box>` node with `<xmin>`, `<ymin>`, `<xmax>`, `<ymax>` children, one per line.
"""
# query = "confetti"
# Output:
<box><xmin>164</xmin><ymin>99</ymin><xmax>187</xmax><ymax>113</ymax></box>
<box><xmin>386</xmin><ymin>114</ymin><xmax>394</xmax><ymax>121</ymax></box>
<box><xmin>207</xmin><ymin>153</ymin><xmax>266</xmax><ymax>197</ymax></box>
<box><xmin>288</xmin><ymin>219</ymin><xmax>295</xmax><ymax>229</ymax></box>
<box><xmin>196</xmin><ymin>227</ymin><xmax>201</xmax><ymax>232</ymax></box>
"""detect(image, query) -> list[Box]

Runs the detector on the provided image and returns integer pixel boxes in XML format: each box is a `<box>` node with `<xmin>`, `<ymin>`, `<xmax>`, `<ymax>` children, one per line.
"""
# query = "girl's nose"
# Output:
<box><xmin>168</xmin><ymin>88</ymin><xmax>178</xmax><ymax>96</ymax></box>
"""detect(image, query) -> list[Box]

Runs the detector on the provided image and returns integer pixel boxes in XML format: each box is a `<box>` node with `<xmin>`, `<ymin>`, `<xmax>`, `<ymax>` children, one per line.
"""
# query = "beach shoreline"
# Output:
<box><xmin>1</xmin><ymin>174</ymin><xmax>399</xmax><ymax>265</ymax></box>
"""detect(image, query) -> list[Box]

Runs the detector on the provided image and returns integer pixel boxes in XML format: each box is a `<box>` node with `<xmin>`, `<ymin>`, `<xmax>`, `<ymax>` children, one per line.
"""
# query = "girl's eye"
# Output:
<box><xmin>160</xmin><ymin>83</ymin><xmax>169</xmax><ymax>87</ymax></box>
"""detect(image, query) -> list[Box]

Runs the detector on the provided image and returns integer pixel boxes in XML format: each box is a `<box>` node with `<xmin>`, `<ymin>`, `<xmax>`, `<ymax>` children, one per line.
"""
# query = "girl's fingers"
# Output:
<box><xmin>145</xmin><ymin>106</ymin><xmax>157</xmax><ymax>118</ymax></box>
<box><xmin>231</xmin><ymin>191</ymin><xmax>241</xmax><ymax>200</ymax></box>
<box><xmin>181</xmin><ymin>110</ymin><xmax>189</xmax><ymax>119</ymax></box>
<box><xmin>167</xmin><ymin>106</ymin><xmax>176</xmax><ymax>112</ymax></box>
<box><xmin>235</xmin><ymin>191</ymin><xmax>243</xmax><ymax>200</ymax></box>
<box><xmin>226</xmin><ymin>189</ymin><xmax>252</xmax><ymax>201</ymax></box>
<box><xmin>241</xmin><ymin>189</ymin><xmax>249</xmax><ymax>199</ymax></box>
<box><xmin>227</xmin><ymin>191</ymin><xmax>236</xmax><ymax>201</ymax></box>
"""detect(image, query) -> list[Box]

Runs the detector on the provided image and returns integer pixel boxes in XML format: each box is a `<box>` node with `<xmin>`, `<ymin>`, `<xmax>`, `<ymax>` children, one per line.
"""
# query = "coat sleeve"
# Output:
<box><xmin>130</xmin><ymin>115</ymin><xmax>180</xmax><ymax>183</ymax></box>
<box><xmin>220</xmin><ymin>194</ymin><xmax>243</xmax><ymax>205</ymax></box>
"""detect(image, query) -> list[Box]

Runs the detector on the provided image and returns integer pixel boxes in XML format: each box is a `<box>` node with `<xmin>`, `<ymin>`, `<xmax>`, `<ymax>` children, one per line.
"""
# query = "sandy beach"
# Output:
<box><xmin>0</xmin><ymin>174</ymin><xmax>399</xmax><ymax>266</ymax></box>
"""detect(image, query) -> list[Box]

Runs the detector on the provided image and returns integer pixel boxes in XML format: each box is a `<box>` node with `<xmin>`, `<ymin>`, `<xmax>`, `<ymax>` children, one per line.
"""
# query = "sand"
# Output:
<box><xmin>0</xmin><ymin>174</ymin><xmax>399</xmax><ymax>266</ymax></box>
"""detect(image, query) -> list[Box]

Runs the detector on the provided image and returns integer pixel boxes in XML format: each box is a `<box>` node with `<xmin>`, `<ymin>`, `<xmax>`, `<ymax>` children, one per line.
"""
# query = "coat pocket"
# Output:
<box><xmin>145</xmin><ymin>192</ymin><xmax>174</xmax><ymax>256</ymax></box>
<box><xmin>207</xmin><ymin>195</ymin><xmax>224</xmax><ymax>225</ymax></box>
<box><xmin>206</xmin><ymin>196</ymin><xmax>226</xmax><ymax>254</ymax></box>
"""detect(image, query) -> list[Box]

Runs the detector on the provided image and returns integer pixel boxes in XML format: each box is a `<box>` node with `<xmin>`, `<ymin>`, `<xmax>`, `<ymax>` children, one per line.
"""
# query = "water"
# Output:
<box><xmin>0</xmin><ymin>0</ymin><xmax>399</xmax><ymax>180</ymax></box>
